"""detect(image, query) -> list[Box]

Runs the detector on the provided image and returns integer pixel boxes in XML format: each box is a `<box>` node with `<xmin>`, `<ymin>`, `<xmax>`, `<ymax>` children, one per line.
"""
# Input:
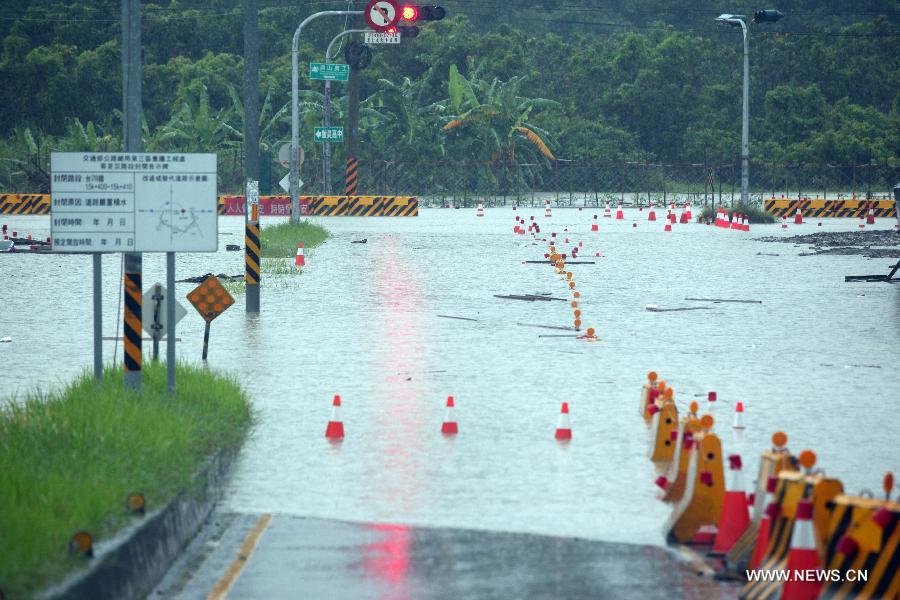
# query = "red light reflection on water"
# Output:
<box><xmin>362</xmin><ymin>523</ymin><xmax>411</xmax><ymax>592</ymax></box>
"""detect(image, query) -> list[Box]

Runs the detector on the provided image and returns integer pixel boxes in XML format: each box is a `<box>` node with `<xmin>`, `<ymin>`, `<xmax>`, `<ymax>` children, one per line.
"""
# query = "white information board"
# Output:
<box><xmin>50</xmin><ymin>152</ymin><xmax>218</xmax><ymax>253</ymax></box>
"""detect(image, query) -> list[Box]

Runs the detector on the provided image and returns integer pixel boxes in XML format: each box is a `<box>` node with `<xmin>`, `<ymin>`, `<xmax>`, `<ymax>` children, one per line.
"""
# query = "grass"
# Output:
<box><xmin>260</xmin><ymin>220</ymin><xmax>328</xmax><ymax>258</ymax></box>
<box><xmin>698</xmin><ymin>203</ymin><xmax>776</xmax><ymax>224</ymax></box>
<box><xmin>0</xmin><ymin>362</ymin><xmax>252</xmax><ymax>597</ymax></box>
<box><xmin>222</xmin><ymin>258</ymin><xmax>302</xmax><ymax>295</ymax></box>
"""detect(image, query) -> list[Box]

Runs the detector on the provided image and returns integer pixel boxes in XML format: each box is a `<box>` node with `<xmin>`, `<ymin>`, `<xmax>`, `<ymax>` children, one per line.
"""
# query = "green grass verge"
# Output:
<box><xmin>222</xmin><ymin>258</ymin><xmax>301</xmax><ymax>295</ymax></box>
<box><xmin>260</xmin><ymin>220</ymin><xmax>328</xmax><ymax>258</ymax></box>
<box><xmin>698</xmin><ymin>203</ymin><xmax>776</xmax><ymax>224</ymax></box>
<box><xmin>0</xmin><ymin>362</ymin><xmax>252</xmax><ymax>596</ymax></box>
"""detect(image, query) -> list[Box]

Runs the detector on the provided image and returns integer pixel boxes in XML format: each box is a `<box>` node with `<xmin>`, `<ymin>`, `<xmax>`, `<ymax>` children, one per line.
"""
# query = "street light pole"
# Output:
<box><xmin>717</xmin><ymin>9</ymin><xmax>783</xmax><ymax>207</ymax></box>
<box><xmin>291</xmin><ymin>11</ymin><xmax>361</xmax><ymax>221</ymax></box>
<box><xmin>739</xmin><ymin>19</ymin><xmax>749</xmax><ymax>206</ymax></box>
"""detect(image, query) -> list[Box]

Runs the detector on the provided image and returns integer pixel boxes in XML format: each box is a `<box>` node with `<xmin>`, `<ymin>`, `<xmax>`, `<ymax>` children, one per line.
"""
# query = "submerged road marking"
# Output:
<box><xmin>208</xmin><ymin>513</ymin><xmax>272</xmax><ymax>600</ymax></box>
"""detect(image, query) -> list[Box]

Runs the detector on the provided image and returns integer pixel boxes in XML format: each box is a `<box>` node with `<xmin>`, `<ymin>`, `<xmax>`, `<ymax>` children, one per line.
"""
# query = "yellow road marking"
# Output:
<box><xmin>208</xmin><ymin>513</ymin><xmax>272</xmax><ymax>600</ymax></box>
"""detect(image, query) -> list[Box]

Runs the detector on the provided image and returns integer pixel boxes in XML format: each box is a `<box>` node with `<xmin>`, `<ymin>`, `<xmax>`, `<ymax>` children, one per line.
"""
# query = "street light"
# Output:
<box><xmin>716</xmin><ymin>9</ymin><xmax>783</xmax><ymax>206</ymax></box>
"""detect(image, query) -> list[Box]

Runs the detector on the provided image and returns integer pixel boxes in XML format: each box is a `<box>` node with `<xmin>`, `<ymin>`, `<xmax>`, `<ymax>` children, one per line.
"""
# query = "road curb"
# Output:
<box><xmin>40</xmin><ymin>446</ymin><xmax>239</xmax><ymax>600</ymax></box>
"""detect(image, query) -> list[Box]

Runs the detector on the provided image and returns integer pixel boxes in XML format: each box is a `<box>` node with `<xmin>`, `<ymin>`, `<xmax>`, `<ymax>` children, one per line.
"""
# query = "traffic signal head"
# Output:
<box><xmin>400</xmin><ymin>5</ymin><xmax>445</xmax><ymax>22</ymax></box>
<box><xmin>753</xmin><ymin>9</ymin><xmax>784</xmax><ymax>23</ymax></box>
<box><xmin>397</xmin><ymin>24</ymin><xmax>420</xmax><ymax>38</ymax></box>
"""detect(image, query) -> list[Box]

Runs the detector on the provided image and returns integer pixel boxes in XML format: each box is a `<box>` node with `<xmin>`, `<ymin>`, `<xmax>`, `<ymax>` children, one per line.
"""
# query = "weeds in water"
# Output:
<box><xmin>260</xmin><ymin>221</ymin><xmax>328</xmax><ymax>258</ymax></box>
<box><xmin>219</xmin><ymin>258</ymin><xmax>302</xmax><ymax>295</ymax></box>
<box><xmin>0</xmin><ymin>362</ymin><xmax>252</xmax><ymax>596</ymax></box>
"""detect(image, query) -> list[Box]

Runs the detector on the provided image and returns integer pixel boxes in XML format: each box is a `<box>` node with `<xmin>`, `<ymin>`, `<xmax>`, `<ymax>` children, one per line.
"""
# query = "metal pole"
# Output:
<box><xmin>245</xmin><ymin>0</ymin><xmax>261</xmax><ymax>313</ymax></box>
<box><xmin>291</xmin><ymin>11</ymin><xmax>361</xmax><ymax>221</ymax></box>
<box><xmin>166</xmin><ymin>252</ymin><xmax>175</xmax><ymax>394</ymax></box>
<box><xmin>122</xmin><ymin>0</ymin><xmax>143</xmax><ymax>391</ymax></box>
<box><xmin>92</xmin><ymin>254</ymin><xmax>102</xmax><ymax>381</ymax></box>
<box><xmin>324</xmin><ymin>29</ymin><xmax>367</xmax><ymax>196</ymax></box>
<box><xmin>740</xmin><ymin>20</ymin><xmax>750</xmax><ymax>206</ymax></box>
<box><xmin>202</xmin><ymin>321</ymin><xmax>211</xmax><ymax>361</ymax></box>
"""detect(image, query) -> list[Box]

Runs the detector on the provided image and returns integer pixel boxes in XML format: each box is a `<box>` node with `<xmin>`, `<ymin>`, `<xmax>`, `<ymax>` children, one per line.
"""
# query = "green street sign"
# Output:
<box><xmin>309</xmin><ymin>63</ymin><xmax>349</xmax><ymax>82</ymax></box>
<box><xmin>314</xmin><ymin>127</ymin><xmax>344</xmax><ymax>143</ymax></box>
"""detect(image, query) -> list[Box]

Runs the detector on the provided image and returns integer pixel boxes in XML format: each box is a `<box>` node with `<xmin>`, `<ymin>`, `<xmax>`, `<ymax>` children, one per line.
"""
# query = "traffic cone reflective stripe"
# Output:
<box><xmin>295</xmin><ymin>243</ymin><xmax>306</xmax><ymax>267</ymax></box>
<box><xmin>555</xmin><ymin>402</ymin><xmax>572</xmax><ymax>440</ymax></box>
<box><xmin>441</xmin><ymin>396</ymin><xmax>458</xmax><ymax>435</ymax></box>
<box><xmin>781</xmin><ymin>499</ymin><xmax>822</xmax><ymax>600</ymax></box>
<box><xmin>712</xmin><ymin>454</ymin><xmax>751</xmax><ymax>554</ymax></box>
<box><xmin>325</xmin><ymin>394</ymin><xmax>344</xmax><ymax>439</ymax></box>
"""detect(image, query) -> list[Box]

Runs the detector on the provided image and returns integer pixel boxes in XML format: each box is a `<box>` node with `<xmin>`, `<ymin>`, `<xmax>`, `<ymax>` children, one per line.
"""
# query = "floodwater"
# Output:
<box><xmin>1</xmin><ymin>209</ymin><xmax>898</xmax><ymax>547</ymax></box>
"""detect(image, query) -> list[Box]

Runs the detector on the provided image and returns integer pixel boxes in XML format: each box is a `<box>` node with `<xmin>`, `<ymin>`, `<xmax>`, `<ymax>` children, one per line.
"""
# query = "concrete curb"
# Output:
<box><xmin>41</xmin><ymin>446</ymin><xmax>238</xmax><ymax>600</ymax></box>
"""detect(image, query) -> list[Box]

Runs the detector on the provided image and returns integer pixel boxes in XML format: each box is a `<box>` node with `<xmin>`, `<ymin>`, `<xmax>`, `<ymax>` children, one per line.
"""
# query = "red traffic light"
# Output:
<box><xmin>400</xmin><ymin>5</ymin><xmax>444</xmax><ymax>22</ymax></box>
<box><xmin>401</xmin><ymin>5</ymin><xmax>418</xmax><ymax>21</ymax></box>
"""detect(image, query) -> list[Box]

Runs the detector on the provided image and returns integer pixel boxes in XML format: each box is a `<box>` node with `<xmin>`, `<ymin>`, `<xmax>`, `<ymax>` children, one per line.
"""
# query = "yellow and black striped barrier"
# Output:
<box><xmin>307</xmin><ymin>196</ymin><xmax>418</xmax><ymax>217</ymax></box>
<box><xmin>345</xmin><ymin>156</ymin><xmax>359</xmax><ymax>195</ymax></box>
<box><xmin>0</xmin><ymin>194</ymin><xmax>51</xmax><ymax>215</ymax></box>
<box><xmin>820</xmin><ymin>494</ymin><xmax>900</xmax><ymax>599</ymax></box>
<box><xmin>764</xmin><ymin>198</ymin><xmax>897</xmax><ymax>218</ymax></box>
<box><xmin>123</xmin><ymin>272</ymin><xmax>142</xmax><ymax>373</ymax></box>
<box><xmin>245</xmin><ymin>222</ymin><xmax>261</xmax><ymax>285</ymax></box>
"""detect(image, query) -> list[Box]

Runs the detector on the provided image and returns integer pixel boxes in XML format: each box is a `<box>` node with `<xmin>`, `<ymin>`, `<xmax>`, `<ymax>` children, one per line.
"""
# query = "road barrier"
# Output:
<box><xmin>764</xmin><ymin>197</ymin><xmax>897</xmax><ymax>219</ymax></box>
<box><xmin>0</xmin><ymin>194</ymin><xmax>51</xmax><ymax>215</ymax></box>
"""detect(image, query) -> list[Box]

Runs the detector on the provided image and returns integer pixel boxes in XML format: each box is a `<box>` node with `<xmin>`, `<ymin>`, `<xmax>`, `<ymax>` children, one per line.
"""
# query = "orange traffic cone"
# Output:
<box><xmin>664</xmin><ymin>221</ymin><xmax>672</xmax><ymax>232</ymax></box>
<box><xmin>591</xmin><ymin>214</ymin><xmax>599</xmax><ymax>231</ymax></box>
<box><xmin>545</xmin><ymin>200</ymin><xmax>552</xmax><ymax>218</ymax></box>
<box><xmin>604</xmin><ymin>201</ymin><xmax>611</xmax><ymax>218</ymax></box>
<box><xmin>794</xmin><ymin>206</ymin><xmax>803</xmax><ymax>224</ymax></box>
<box><xmin>555</xmin><ymin>402</ymin><xmax>572</xmax><ymax>440</ymax></box>
<box><xmin>648</xmin><ymin>204</ymin><xmax>657</xmax><ymax>221</ymax></box>
<box><xmin>750</xmin><ymin>476</ymin><xmax>779</xmax><ymax>569</ymax></box>
<box><xmin>295</xmin><ymin>243</ymin><xmax>305</xmax><ymax>267</ymax></box>
<box><xmin>782</xmin><ymin>216</ymin><xmax>788</xmax><ymax>229</ymax></box>
<box><xmin>712</xmin><ymin>454</ymin><xmax>751</xmax><ymax>555</ymax></box>
<box><xmin>441</xmin><ymin>395</ymin><xmax>458</xmax><ymax>435</ymax></box>
<box><xmin>780</xmin><ymin>499</ymin><xmax>822</xmax><ymax>600</ymax></box>
<box><xmin>476</xmin><ymin>202</ymin><xmax>484</xmax><ymax>217</ymax></box>
<box><xmin>325</xmin><ymin>394</ymin><xmax>344</xmax><ymax>439</ymax></box>
<box><xmin>707</xmin><ymin>391</ymin><xmax>717</xmax><ymax>417</ymax></box>
<box><xmin>866</xmin><ymin>205</ymin><xmax>875</xmax><ymax>225</ymax></box>
<box><xmin>615</xmin><ymin>202</ymin><xmax>624</xmax><ymax>220</ymax></box>
<box><xmin>685</xmin><ymin>202</ymin><xmax>692</xmax><ymax>220</ymax></box>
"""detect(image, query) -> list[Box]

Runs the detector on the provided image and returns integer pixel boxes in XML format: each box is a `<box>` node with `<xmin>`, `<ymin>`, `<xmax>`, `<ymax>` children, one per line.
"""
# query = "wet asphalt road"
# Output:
<box><xmin>154</xmin><ymin>513</ymin><xmax>739</xmax><ymax>600</ymax></box>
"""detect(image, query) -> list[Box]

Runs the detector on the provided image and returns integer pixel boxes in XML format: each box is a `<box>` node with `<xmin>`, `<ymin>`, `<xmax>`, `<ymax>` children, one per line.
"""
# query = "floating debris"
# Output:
<box><xmin>645</xmin><ymin>304</ymin><xmax>713</xmax><ymax>312</ymax></box>
<box><xmin>516</xmin><ymin>323</ymin><xmax>575</xmax><ymax>331</ymax></box>
<box><xmin>494</xmin><ymin>294</ymin><xmax>566</xmax><ymax>302</ymax></box>
<box><xmin>684</xmin><ymin>298</ymin><xmax>763</xmax><ymax>304</ymax></box>
<box><xmin>177</xmin><ymin>273</ymin><xmax>243</xmax><ymax>284</ymax></box>
<box><xmin>225</xmin><ymin>244</ymin><xmax>241</xmax><ymax>251</ymax></box>
<box><xmin>0</xmin><ymin>336</ymin><xmax>11</xmax><ymax>343</ymax></box>
<box><xmin>352</xmin><ymin>239</ymin><xmax>368</xmax><ymax>244</ymax></box>
<box><xmin>437</xmin><ymin>315</ymin><xmax>479</xmax><ymax>322</ymax></box>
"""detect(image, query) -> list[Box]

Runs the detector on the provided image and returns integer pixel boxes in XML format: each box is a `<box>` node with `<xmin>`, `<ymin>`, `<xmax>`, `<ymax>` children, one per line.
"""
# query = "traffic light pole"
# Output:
<box><xmin>291</xmin><ymin>11</ymin><xmax>361</xmax><ymax>221</ymax></box>
<box><xmin>323</xmin><ymin>29</ymin><xmax>367</xmax><ymax>196</ymax></box>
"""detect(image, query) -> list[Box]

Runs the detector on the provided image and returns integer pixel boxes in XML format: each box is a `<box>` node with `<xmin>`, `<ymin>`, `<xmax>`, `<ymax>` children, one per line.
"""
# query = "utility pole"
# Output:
<box><xmin>244</xmin><ymin>0</ymin><xmax>261</xmax><ymax>312</ymax></box>
<box><xmin>345</xmin><ymin>3</ymin><xmax>362</xmax><ymax>196</ymax></box>
<box><xmin>122</xmin><ymin>0</ymin><xmax>143</xmax><ymax>391</ymax></box>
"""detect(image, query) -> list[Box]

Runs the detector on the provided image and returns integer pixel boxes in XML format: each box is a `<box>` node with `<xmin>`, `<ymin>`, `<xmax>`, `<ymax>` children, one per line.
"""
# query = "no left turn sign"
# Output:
<box><xmin>364</xmin><ymin>0</ymin><xmax>400</xmax><ymax>33</ymax></box>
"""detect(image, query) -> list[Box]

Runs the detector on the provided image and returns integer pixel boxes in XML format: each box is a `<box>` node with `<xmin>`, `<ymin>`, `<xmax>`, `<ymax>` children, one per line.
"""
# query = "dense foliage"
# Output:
<box><xmin>0</xmin><ymin>1</ymin><xmax>896</xmax><ymax>193</ymax></box>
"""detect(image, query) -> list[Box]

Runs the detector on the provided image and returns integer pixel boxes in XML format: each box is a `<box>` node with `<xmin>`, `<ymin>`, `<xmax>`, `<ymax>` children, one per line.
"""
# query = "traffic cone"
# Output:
<box><xmin>604</xmin><ymin>201</ymin><xmax>611</xmax><ymax>218</ymax></box>
<box><xmin>866</xmin><ymin>205</ymin><xmax>875</xmax><ymax>225</ymax></box>
<box><xmin>859</xmin><ymin>214</ymin><xmax>866</xmax><ymax>230</ymax></box>
<box><xmin>685</xmin><ymin>202</ymin><xmax>692</xmax><ymax>220</ymax></box>
<box><xmin>679</xmin><ymin>204</ymin><xmax>689</xmax><ymax>224</ymax></box>
<box><xmin>591</xmin><ymin>215</ymin><xmax>599</xmax><ymax>231</ymax></box>
<box><xmin>780</xmin><ymin>499</ymin><xmax>822</xmax><ymax>600</ymax></box>
<box><xmin>555</xmin><ymin>402</ymin><xmax>572</xmax><ymax>440</ymax></box>
<box><xmin>664</xmin><ymin>221</ymin><xmax>672</xmax><ymax>232</ymax></box>
<box><xmin>782</xmin><ymin>216</ymin><xmax>788</xmax><ymax>229</ymax></box>
<box><xmin>794</xmin><ymin>206</ymin><xmax>803</xmax><ymax>224</ymax></box>
<box><xmin>731</xmin><ymin>213</ymin><xmax>741</xmax><ymax>230</ymax></box>
<box><xmin>295</xmin><ymin>243</ymin><xmax>305</xmax><ymax>268</ymax></box>
<box><xmin>715</xmin><ymin>208</ymin><xmax>722</xmax><ymax>227</ymax></box>
<box><xmin>733</xmin><ymin>401</ymin><xmax>746</xmax><ymax>437</ymax></box>
<box><xmin>325</xmin><ymin>394</ymin><xmax>344</xmax><ymax>439</ymax></box>
<box><xmin>742</xmin><ymin>214</ymin><xmax>750</xmax><ymax>232</ymax></box>
<box><xmin>648</xmin><ymin>204</ymin><xmax>657</xmax><ymax>221</ymax></box>
<box><xmin>545</xmin><ymin>200</ymin><xmax>552</xmax><ymax>218</ymax></box>
<box><xmin>707</xmin><ymin>391</ymin><xmax>717</xmax><ymax>417</ymax></box>
<box><xmin>712</xmin><ymin>454</ymin><xmax>751</xmax><ymax>554</ymax></box>
<box><xmin>750</xmin><ymin>476</ymin><xmax>779</xmax><ymax>569</ymax></box>
<box><xmin>476</xmin><ymin>202</ymin><xmax>484</xmax><ymax>217</ymax></box>
<box><xmin>615</xmin><ymin>202</ymin><xmax>624</xmax><ymax>220</ymax></box>
<box><xmin>441</xmin><ymin>396</ymin><xmax>458</xmax><ymax>435</ymax></box>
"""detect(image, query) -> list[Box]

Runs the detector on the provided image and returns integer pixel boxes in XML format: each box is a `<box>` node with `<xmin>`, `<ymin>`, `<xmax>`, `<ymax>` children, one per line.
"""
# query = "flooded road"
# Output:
<box><xmin>1</xmin><ymin>210</ymin><xmax>898</xmax><ymax>548</ymax></box>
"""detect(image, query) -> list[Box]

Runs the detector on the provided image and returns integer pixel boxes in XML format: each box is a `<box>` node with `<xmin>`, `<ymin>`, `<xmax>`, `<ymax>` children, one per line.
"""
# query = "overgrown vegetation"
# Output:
<box><xmin>0</xmin><ymin>1</ymin><xmax>896</xmax><ymax>194</ymax></box>
<box><xmin>0</xmin><ymin>362</ymin><xmax>252</xmax><ymax>596</ymax></box>
<box><xmin>260</xmin><ymin>220</ymin><xmax>328</xmax><ymax>258</ymax></box>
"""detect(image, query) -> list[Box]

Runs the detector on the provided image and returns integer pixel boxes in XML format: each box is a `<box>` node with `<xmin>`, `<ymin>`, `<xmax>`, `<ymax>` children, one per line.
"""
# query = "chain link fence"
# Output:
<box><xmin>298</xmin><ymin>159</ymin><xmax>899</xmax><ymax>207</ymax></box>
